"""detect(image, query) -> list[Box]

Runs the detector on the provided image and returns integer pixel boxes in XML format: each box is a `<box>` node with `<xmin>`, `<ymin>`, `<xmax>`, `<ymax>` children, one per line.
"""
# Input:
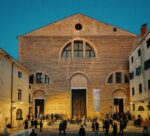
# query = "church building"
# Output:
<box><xmin>18</xmin><ymin>14</ymin><xmax>137</xmax><ymax>118</ymax></box>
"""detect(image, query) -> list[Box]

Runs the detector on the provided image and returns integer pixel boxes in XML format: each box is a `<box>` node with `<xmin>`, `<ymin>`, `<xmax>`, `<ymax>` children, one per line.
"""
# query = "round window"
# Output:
<box><xmin>75</xmin><ymin>24</ymin><xmax>82</xmax><ymax>30</ymax></box>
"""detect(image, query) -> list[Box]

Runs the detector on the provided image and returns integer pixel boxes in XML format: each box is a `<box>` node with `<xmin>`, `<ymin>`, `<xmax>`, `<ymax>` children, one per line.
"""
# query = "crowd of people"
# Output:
<box><xmin>21</xmin><ymin>112</ymin><xmax>149</xmax><ymax>136</ymax></box>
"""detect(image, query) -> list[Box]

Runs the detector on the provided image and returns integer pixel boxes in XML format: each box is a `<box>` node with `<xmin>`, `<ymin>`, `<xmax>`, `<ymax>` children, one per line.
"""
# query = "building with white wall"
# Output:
<box><xmin>0</xmin><ymin>48</ymin><xmax>32</xmax><ymax>129</ymax></box>
<box><xmin>129</xmin><ymin>24</ymin><xmax>150</xmax><ymax>119</ymax></box>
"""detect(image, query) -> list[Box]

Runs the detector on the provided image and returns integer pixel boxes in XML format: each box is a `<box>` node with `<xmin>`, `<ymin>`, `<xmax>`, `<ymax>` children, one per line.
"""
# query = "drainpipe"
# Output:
<box><xmin>10</xmin><ymin>62</ymin><xmax>14</xmax><ymax>127</ymax></box>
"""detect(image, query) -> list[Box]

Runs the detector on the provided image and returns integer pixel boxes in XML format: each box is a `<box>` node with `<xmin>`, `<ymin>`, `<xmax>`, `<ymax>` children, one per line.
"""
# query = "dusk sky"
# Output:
<box><xmin>0</xmin><ymin>0</ymin><xmax>150</xmax><ymax>59</ymax></box>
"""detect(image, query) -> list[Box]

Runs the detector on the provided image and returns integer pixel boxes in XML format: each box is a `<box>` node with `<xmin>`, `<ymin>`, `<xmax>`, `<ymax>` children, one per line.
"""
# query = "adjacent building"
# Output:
<box><xmin>0</xmin><ymin>49</ymin><xmax>32</xmax><ymax>129</ymax></box>
<box><xmin>18</xmin><ymin>14</ymin><xmax>137</xmax><ymax>118</ymax></box>
<box><xmin>129</xmin><ymin>24</ymin><xmax>150</xmax><ymax>119</ymax></box>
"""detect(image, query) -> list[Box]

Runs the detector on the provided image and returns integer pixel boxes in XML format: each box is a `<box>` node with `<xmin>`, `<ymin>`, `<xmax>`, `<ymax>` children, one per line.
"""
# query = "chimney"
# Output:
<box><xmin>141</xmin><ymin>23</ymin><xmax>147</xmax><ymax>37</ymax></box>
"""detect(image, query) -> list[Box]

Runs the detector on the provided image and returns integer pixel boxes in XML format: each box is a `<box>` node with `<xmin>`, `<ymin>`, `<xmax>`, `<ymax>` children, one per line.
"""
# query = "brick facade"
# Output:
<box><xmin>18</xmin><ymin>14</ymin><xmax>137</xmax><ymax>118</ymax></box>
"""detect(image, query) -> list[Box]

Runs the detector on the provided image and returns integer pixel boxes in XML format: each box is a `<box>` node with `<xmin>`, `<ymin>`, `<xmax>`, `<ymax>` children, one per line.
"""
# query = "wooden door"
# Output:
<box><xmin>72</xmin><ymin>89</ymin><xmax>86</xmax><ymax>117</ymax></box>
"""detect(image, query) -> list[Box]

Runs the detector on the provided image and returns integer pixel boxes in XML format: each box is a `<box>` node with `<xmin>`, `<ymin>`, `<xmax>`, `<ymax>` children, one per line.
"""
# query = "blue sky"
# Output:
<box><xmin>0</xmin><ymin>0</ymin><xmax>150</xmax><ymax>59</ymax></box>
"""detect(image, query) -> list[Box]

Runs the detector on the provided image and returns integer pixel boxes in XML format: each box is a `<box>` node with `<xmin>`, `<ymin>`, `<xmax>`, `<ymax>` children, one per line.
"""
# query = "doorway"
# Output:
<box><xmin>35</xmin><ymin>99</ymin><xmax>44</xmax><ymax>117</ymax></box>
<box><xmin>114</xmin><ymin>98</ymin><xmax>124</xmax><ymax>113</ymax></box>
<box><xmin>72</xmin><ymin>89</ymin><xmax>86</xmax><ymax>117</ymax></box>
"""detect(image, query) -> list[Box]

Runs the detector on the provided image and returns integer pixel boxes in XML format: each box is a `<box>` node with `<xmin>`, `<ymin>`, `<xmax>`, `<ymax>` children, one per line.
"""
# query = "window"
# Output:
<box><xmin>124</xmin><ymin>75</ymin><xmax>129</xmax><ymax>83</ymax></box>
<box><xmin>136</xmin><ymin>66</ymin><xmax>141</xmax><ymax>76</ymax></box>
<box><xmin>130</xmin><ymin>72</ymin><xmax>134</xmax><ymax>80</ymax></box>
<box><xmin>75</xmin><ymin>24</ymin><xmax>82</xmax><ymax>30</ymax></box>
<box><xmin>133</xmin><ymin>104</ymin><xmax>135</xmax><ymax>111</ymax></box>
<box><xmin>132</xmin><ymin>87</ymin><xmax>135</xmax><ymax>96</ymax></box>
<box><xmin>138</xmin><ymin>49</ymin><xmax>141</xmax><ymax>57</ymax></box>
<box><xmin>139</xmin><ymin>84</ymin><xmax>142</xmax><ymax>93</ymax></box>
<box><xmin>18</xmin><ymin>71</ymin><xmax>22</xmax><ymax>78</ymax></box>
<box><xmin>131</xmin><ymin>56</ymin><xmax>134</xmax><ymax>63</ymax></box>
<box><xmin>108</xmin><ymin>74</ymin><xmax>113</xmax><ymax>83</ymax></box>
<box><xmin>45</xmin><ymin>74</ymin><xmax>49</xmax><ymax>84</ymax></box>
<box><xmin>74</xmin><ymin>41</ymin><xmax>83</xmax><ymax>58</ymax></box>
<box><xmin>107</xmin><ymin>72</ymin><xmax>128</xmax><ymax>83</ymax></box>
<box><xmin>62</xmin><ymin>43</ymin><xmax>72</xmax><ymax>58</ymax></box>
<box><xmin>18</xmin><ymin>89</ymin><xmax>22</xmax><ymax>101</ymax></box>
<box><xmin>113</xmin><ymin>28</ymin><xmax>117</xmax><ymax>32</ymax></box>
<box><xmin>138</xmin><ymin>106</ymin><xmax>144</xmax><ymax>111</ymax></box>
<box><xmin>36</xmin><ymin>73</ymin><xmax>42</xmax><ymax>83</ymax></box>
<box><xmin>147</xmin><ymin>38</ymin><xmax>150</xmax><ymax>48</ymax></box>
<box><xmin>61</xmin><ymin>40</ymin><xmax>95</xmax><ymax>59</ymax></box>
<box><xmin>148</xmin><ymin>79</ymin><xmax>150</xmax><ymax>90</ymax></box>
<box><xmin>29</xmin><ymin>94</ymin><xmax>31</xmax><ymax>103</ymax></box>
<box><xmin>116</xmin><ymin>72</ymin><xmax>122</xmax><ymax>83</ymax></box>
<box><xmin>144</xmin><ymin>59</ymin><xmax>150</xmax><ymax>70</ymax></box>
<box><xmin>86</xmin><ymin>43</ymin><xmax>95</xmax><ymax>58</ymax></box>
<box><xmin>29</xmin><ymin>75</ymin><xmax>34</xmax><ymax>84</ymax></box>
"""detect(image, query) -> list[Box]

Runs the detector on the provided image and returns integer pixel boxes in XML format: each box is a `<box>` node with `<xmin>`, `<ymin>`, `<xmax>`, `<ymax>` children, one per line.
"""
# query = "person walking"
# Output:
<box><xmin>79</xmin><ymin>125</ymin><xmax>86</xmax><ymax>136</ymax></box>
<box><xmin>40</xmin><ymin>119</ymin><xmax>43</xmax><ymax>132</ymax></box>
<box><xmin>120</xmin><ymin>119</ymin><xmax>124</xmax><ymax>136</ymax></box>
<box><xmin>34</xmin><ymin>119</ymin><xmax>38</xmax><ymax>129</ymax></box>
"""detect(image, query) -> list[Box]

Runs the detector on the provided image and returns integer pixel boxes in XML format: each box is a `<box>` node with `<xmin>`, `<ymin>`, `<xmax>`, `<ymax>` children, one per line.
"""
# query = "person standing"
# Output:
<box><xmin>24</xmin><ymin>119</ymin><xmax>28</xmax><ymax>129</ymax></box>
<box><xmin>62</xmin><ymin>119</ymin><xmax>67</xmax><ymax>135</ymax></box>
<box><xmin>79</xmin><ymin>125</ymin><xmax>86</xmax><ymax>136</ymax></box>
<box><xmin>92</xmin><ymin>120</ymin><xmax>95</xmax><ymax>132</ymax></box>
<box><xmin>120</xmin><ymin>119</ymin><xmax>124</xmax><ymax>136</ymax></box>
<box><xmin>29</xmin><ymin>129</ymin><xmax>37</xmax><ymax>136</ymax></box>
<box><xmin>95</xmin><ymin>121</ymin><xmax>99</xmax><ymax>134</ymax></box>
<box><xmin>143</xmin><ymin>126</ymin><xmax>148</xmax><ymax>136</ymax></box>
<box><xmin>40</xmin><ymin>119</ymin><xmax>43</xmax><ymax>132</ymax></box>
<box><xmin>112</xmin><ymin>122</ymin><xmax>117</xmax><ymax>136</ymax></box>
<box><xmin>59</xmin><ymin>120</ymin><xmax>63</xmax><ymax>135</ymax></box>
<box><xmin>34</xmin><ymin>119</ymin><xmax>38</xmax><ymax>129</ymax></box>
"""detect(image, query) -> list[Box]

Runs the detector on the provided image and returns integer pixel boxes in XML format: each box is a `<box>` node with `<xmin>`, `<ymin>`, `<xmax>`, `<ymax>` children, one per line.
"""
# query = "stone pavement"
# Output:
<box><xmin>0</xmin><ymin>121</ymin><xmax>145</xmax><ymax>136</ymax></box>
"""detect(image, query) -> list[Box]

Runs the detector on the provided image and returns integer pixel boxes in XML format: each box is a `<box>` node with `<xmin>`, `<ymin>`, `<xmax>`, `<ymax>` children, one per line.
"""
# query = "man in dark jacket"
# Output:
<box><xmin>79</xmin><ymin>125</ymin><xmax>86</xmax><ymax>136</ymax></box>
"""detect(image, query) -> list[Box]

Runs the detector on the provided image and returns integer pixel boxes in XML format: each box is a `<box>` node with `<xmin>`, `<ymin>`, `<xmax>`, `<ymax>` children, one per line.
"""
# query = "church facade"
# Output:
<box><xmin>18</xmin><ymin>14</ymin><xmax>137</xmax><ymax>118</ymax></box>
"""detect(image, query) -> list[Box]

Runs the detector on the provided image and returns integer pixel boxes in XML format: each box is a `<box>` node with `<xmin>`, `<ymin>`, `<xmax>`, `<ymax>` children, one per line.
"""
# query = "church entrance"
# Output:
<box><xmin>35</xmin><ymin>99</ymin><xmax>44</xmax><ymax>117</ymax></box>
<box><xmin>72</xmin><ymin>89</ymin><xmax>86</xmax><ymax>118</ymax></box>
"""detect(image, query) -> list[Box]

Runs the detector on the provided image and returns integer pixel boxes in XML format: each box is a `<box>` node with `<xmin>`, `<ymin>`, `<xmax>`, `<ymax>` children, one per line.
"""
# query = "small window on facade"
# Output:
<box><xmin>113</xmin><ymin>28</ymin><xmax>117</xmax><ymax>32</ymax></box>
<box><xmin>74</xmin><ymin>41</ymin><xmax>83</xmax><ymax>58</ymax></box>
<box><xmin>138</xmin><ymin>106</ymin><xmax>144</xmax><ymax>111</ymax></box>
<box><xmin>29</xmin><ymin>75</ymin><xmax>34</xmax><ymax>84</ymax></box>
<box><xmin>130</xmin><ymin>71</ymin><xmax>134</xmax><ymax>80</ymax></box>
<box><xmin>147</xmin><ymin>38</ymin><xmax>150</xmax><ymax>48</ymax></box>
<box><xmin>144</xmin><ymin>59</ymin><xmax>150</xmax><ymax>70</ymax></box>
<box><xmin>36</xmin><ymin>73</ymin><xmax>42</xmax><ymax>83</ymax></box>
<box><xmin>108</xmin><ymin>74</ymin><xmax>113</xmax><ymax>83</ymax></box>
<box><xmin>86</xmin><ymin>43</ymin><xmax>95</xmax><ymax>58</ymax></box>
<box><xmin>45</xmin><ymin>74</ymin><xmax>49</xmax><ymax>84</ymax></box>
<box><xmin>139</xmin><ymin>84</ymin><xmax>142</xmax><ymax>93</ymax></box>
<box><xmin>148</xmin><ymin>79</ymin><xmax>150</xmax><ymax>90</ymax></box>
<box><xmin>132</xmin><ymin>87</ymin><xmax>135</xmax><ymax>96</ymax></box>
<box><xmin>18</xmin><ymin>89</ymin><xmax>22</xmax><ymax>101</ymax></box>
<box><xmin>18</xmin><ymin>71</ymin><xmax>22</xmax><ymax>78</ymax></box>
<box><xmin>29</xmin><ymin>94</ymin><xmax>31</xmax><ymax>103</ymax></box>
<box><xmin>124</xmin><ymin>74</ymin><xmax>129</xmax><ymax>83</ymax></box>
<box><xmin>138</xmin><ymin>49</ymin><xmax>141</xmax><ymax>57</ymax></box>
<box><xmin>136</xmin><ymin>66</ymin><xmax>141</xmax><ymax>76</ymax></box>
<box><xmin>29</xmin><ymin>107</ymin><xmax>32</xmax><ymax>114</ymax></box>
<box><xmin>116</xmin><ymin>72</ymin><xmax>122</xmax><ymax>83</ymax></box>
<box><xmin>133</xmin><ymin>104</ymin><xmax>135</xmax><ymax>111</ymax></box>
<box><xmin>75</xmin><ymin>24</ymin><xmax>82</xmax><ymax>30</ymax></box>
<box><xmin>62</xmin><ymin>43</ymin><xmax>72</xmax><ymax>58</ymax></box>
<box><xmin>131</xmin><ymin>56</ymin><xmax>134</xmax><ymax>63</ymax></box>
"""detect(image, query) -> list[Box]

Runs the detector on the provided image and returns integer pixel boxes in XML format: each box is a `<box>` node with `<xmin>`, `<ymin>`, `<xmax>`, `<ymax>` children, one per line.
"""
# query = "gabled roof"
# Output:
<box><xmin>0</xmin><ymin>48</ymin><xmax>30</xmax><ymax>73</ymax></box>
<box><xmin>19</xmin><ymin>13</ymin><xmax>137</xmax><ymax>37</ymax></box>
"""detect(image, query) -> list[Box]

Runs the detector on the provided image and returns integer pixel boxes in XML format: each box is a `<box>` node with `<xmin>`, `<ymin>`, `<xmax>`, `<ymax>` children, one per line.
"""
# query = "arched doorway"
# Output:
<box><xmin>70</xmin><ymin>73</ymin><xmax>87</xmax><ymax>117</ymax></box>
<box><xmin>33</xmin><ymin>90</ymin><xmax>46</xmax><ymax>117</ymax></box>
<box><xmin>112</xmin><ymin>89</ymin><xmax>127</xmax><ymax>113</ymax></box>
